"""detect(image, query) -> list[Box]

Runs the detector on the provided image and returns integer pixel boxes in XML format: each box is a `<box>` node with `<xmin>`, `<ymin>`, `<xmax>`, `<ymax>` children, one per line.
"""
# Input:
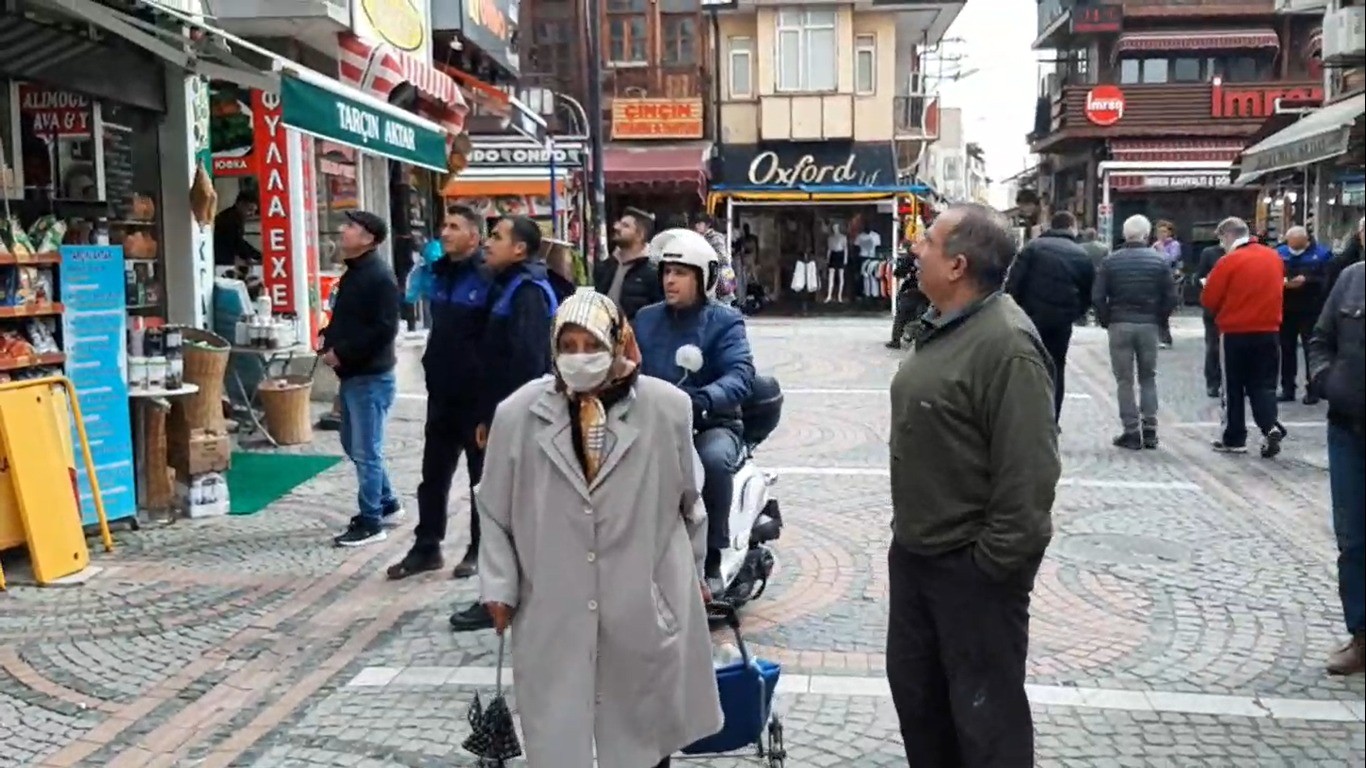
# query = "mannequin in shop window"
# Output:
<box><xmin>825</xmin><ymin>222</ymin><xmax>848</xmax><ymax>302</ymax></box>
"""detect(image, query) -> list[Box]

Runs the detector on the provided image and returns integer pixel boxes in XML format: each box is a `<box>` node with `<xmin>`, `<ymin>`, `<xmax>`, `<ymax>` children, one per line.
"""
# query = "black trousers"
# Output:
<box><xmin>891</xmin><ymin>291</ymin><xmax>927</xmax><ymax>344</ymax></box>
<box><xmin>1036</xmin><ymin>323</ymin><xmax>1073</xmax><ymax>422</ymax></box>
<box><xmin>413</xmin><ymin>397</ymin><xmax>485</xmax><ymax>555</ymax></box>
<box><xmin>1278</xmin><ymin>310</ymin><xmax>1316</xmax><ymax>394</ymax></box>
<box><xmin>1158</xmin><ymin>314</ymin><xmax>1173</xmax><ymax>346</ymax></box>
<box><xmin>886</xmin><ymin>543</ymin><xmax>1036</xmax><ymax>767</ymax></box>
<box><xmin>1221</xmin><ymin>332</ymin><xmax>1281</xmax><ymax>447</ymax></box>
<box><xmin>1202</xmin><ymin>313</ymin><xmax>1222</xmax><ymax>391</ymax></box>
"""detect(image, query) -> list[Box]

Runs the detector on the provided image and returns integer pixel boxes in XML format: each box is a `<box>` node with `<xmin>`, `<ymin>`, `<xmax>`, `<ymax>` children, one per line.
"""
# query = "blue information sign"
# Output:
<box><xmin>59</xmin><ymin>245</ymin><xmax>136</xmax><ymax>525</ymax></box>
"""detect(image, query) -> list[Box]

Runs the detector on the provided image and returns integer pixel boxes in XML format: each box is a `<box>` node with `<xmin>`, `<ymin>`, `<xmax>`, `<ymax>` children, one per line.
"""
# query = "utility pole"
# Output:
<box><xmin>583</xmin><ymin>0</ymin><xmax>609</xmax><ymax>264</ymax></box>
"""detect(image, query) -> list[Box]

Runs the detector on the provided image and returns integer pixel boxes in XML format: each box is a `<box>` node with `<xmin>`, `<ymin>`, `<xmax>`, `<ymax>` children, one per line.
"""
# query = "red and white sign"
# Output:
<box><xmin>1085</xmin><ymin>85</ymin><xmax>1126</xmax><ymax>127</ymax></box>
<box><xmin>18</xmin><ymin>84</ymin><xmax>92</xmax><ymax>137</ymax></box>
<box><xmin>253</xmin><ymin>90</ymin><xmax>296</xmax><ymax>314</ymax></box>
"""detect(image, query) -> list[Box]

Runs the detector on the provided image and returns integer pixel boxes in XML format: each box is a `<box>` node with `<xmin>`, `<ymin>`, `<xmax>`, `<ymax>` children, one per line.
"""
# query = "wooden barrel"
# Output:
<box><xmin>258</xmin><ymin>375</ymin><xmax>314</xmax><ymax>446</ymax></box>
<box><xmin>179</xmin><ymin>328</ymin><xmax>230</xmax><ymax>431</ymax></box>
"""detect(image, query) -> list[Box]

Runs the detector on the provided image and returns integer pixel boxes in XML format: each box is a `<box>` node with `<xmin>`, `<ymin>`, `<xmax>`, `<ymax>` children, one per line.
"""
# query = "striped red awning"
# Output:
<box><xmin>1113</xmin><ymin>28</ymin><xmax>1279</xmax><ymax>57</ymax></box>
<box><xmin>1109</xmin><ymin>139</ymin><xmax>1245</xmax><ymax>164</ymax></box>
<box><xmin>603</xmin><ymin>143</ymin><xmax>711</xmax><ymax>192</ymax></box>
<box><xmin>337</xmin><ymin>33</ymin><xmax>468</xmax><ymax>137</ymax></box>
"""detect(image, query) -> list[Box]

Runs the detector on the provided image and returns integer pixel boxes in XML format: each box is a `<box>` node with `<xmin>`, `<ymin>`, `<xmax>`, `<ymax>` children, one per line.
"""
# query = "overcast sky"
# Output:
<box><xmin>936</xmin><ymin>1</ymin><xmax>1040</xmax><ymax>208</ymax></box>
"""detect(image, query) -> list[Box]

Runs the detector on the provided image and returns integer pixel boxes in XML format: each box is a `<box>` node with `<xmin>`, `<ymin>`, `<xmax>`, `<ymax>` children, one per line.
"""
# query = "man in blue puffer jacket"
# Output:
<box><xmin>634</xmin><ymin>228</ymin><xmax>756</xmax><ymax>589</ymax></box>
<box><xmin>1277</xmin><ymin>225</ymin><xmax>1333</xmax><ymax>404</ymax></box>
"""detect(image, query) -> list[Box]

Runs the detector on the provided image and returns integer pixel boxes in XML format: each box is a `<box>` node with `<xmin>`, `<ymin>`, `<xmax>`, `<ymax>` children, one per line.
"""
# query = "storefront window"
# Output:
<box><xmin>314</xmin><ymin>140</ymin><xmax>359</xmax><ymax>270</ymax></box>
<box><xmin>1120</xmin><ymin>59</ymin><xmax>1141</xmax><ymax>85</ymax></box>
<box><xmin>1173</xmin><ymin>57</ymin><xmax>1203</xmax><ymax>83</ymax></box>
<box><xmin>1141</xmin><ymin>59</ymin><xmax>1169</xmax><ymax>84</ymax></box>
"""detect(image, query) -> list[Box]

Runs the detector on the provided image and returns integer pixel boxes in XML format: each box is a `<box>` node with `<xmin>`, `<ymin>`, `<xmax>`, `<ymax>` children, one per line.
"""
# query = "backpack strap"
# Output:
<box><xmin>491</xmin><ymin>273</ymin><xmax>560</xmax><ymax>318</ymax></box>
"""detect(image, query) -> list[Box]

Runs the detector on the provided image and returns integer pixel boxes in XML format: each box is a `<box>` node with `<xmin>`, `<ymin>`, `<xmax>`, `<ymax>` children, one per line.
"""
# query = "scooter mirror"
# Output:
<box><xmin>676</xmin><ymin>344</ymin><xmax>704</xmax><ymax>373</ymax></box>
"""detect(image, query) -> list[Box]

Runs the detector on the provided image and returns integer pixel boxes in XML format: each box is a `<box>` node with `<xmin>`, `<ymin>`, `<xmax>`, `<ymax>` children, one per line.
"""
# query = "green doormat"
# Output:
<box><xmin>226</xmin><ymin>452</ymin><xmax>343</xmax><ymax>516</ymax></box>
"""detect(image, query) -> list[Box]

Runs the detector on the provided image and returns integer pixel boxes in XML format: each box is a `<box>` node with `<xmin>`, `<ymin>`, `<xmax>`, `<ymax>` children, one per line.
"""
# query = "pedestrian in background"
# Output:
<box><xmin>1324</xmin><ymin>217</ymin><xmax>1363</xmax><ymax>297</ymax></box>
<box><xmin>1154</xmin><ymin>220</ymin><xmax>1182</xmax><ymax>348</ymax></box>
<box><xmin>1201</xmin><ymin>216</ymin><xmax>1287</xmax><ymax>458</ymax></box>
<box><xmin>1092</xmin><ymin>214</ymin><xmax>1177</xmax><ymax>450</ymax></box>
<box><xmin>1307</xmin><ymin>260</ymin><xmax>1365</xmax><ymax>676</ymax></box>
<box><xmin>450</xmin><ymin>215</ymin><xmax>560</xmax><ymax>631</ymax></box>
<box><xmin>387</xmin><ymin>206</ymin><xmax>489</xmax><ymax>580</ymax></box>
<box><xmin>319</xmin><ymin>210</ymin><xmax>404</xmax><ymax>547</ymax></box>
<box><xmin>1004</xmin><ymin>210</ymin><xmax>1095</xmax><ymax>423</ymax></box>
<box><xmin>1277</xmin><ymin>225</ymin><xmax>1333</xmax><ymax>404</ymax></box>
<box><xmin>1079</xmin><ymin>227</ymin><xmax>1109</xmax><ymax>270</ymax></box>
<box><xmin>886</xmin><ymin>249</ymin><xmax>927</xmax><ymax>350</ymax></box>
<box><xmin>476</xmin><ymin>291</ymin><xmax>722</xmax><ymax>767</ymax></box>
<box><xmin>693</xmin><ymin>213</ymin><xmax>737</xmax><ymax>305</ymax></box>
<box><xmin>1195</xmin><ymin>239</ymin><xmax>1228</xmax><ymax>398</ymax></box>
<box><xmin>887</xmin><ymin>203</ymin><xmax>1060</xmax><ymax>766</ymax></box>
<box><xmin>595</xmin><ymin>208</ymin><xmax>661</xmax><ymax>320</ymax></box>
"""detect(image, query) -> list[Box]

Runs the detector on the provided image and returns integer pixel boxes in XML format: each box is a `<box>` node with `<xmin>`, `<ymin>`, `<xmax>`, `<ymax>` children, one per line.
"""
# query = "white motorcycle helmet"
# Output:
<box><xmin>651</xmin><ymin>228</ymin><xmax>720</xmax><ymax>299</ymax></box>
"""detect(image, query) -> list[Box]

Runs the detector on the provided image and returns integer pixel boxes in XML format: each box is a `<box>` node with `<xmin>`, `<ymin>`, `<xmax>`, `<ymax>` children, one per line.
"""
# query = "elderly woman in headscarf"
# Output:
<box><xmin>476</xmin><ymin>291</ymin><xmax>723</xmax><ymax>768</ymax></box>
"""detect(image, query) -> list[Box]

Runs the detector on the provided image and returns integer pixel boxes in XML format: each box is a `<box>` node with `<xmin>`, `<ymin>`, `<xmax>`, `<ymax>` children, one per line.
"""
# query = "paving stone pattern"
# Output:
<box><xmin>0</xmin><ymin>311</ymin><xmax>1362</xmax><ymax>767</ymax></box>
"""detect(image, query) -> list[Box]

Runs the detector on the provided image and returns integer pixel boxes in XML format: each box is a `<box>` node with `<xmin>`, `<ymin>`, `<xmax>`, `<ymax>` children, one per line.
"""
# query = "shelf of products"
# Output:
<box><xmin>0</xmin><ymin>215</ymin><xmax>67</xmax><ymax>383</ymax></box>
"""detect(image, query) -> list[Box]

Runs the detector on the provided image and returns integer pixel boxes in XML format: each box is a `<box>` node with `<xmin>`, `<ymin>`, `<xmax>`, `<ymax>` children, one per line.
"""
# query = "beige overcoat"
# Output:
<box><xmin>477</xmin><ymin>374</ymin><xmax>723</xmax><ymax>768</ymax></box>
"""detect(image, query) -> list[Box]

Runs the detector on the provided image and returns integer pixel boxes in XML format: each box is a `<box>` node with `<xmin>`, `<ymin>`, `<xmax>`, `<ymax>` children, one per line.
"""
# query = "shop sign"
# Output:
<box><xmin>467</xmin><ymin>143</ymin><xmax>584</xmax><ymax>167</ymax></box>
<box><xmin>299</xmin><ymin>134</ymin><xmax>322</xmax><ymax>347</ymax></box>
<box><xmin>209</xmin><ymin>81</ymin><xmax>256</xmax><ymax>176</ymax></box>
<box><xmin>1240</xmin><ymin>126</ymin><xmax>1353</xmax><ymax>179</ymax></box>
<box><xmin>1210</xmin><ymin>80</ymin><xmax>1324</xmax><ymax>119</ymax></box>
<box><xmin>716</xmin><ymin>141</ymin><xmax>897</xmax><ymax>188</ymax></box>
<box><xmin>1085</xmin><ymin>85</ymin><xmax>1126</xmax><ymax>126</ymax></box>
<box><xmin>18</xmin><ymin>84</ymin><xmax>91</xmax><ymax>137</ymax></box>
<box><xmin>280</xmin><ymin>76</ymin><xmax>448</xmax><ymax>171</ymax></box>
<box><xmin>1111</xmin><ymin>173</ymin><xmax>1231</xmax><ymax>189</ymax></box>
<box><xmin>1071</xmin><ymin>4</ymin><xmax>1122</xmax><ymax>33</ymax></box>
<box><xmin>354</xmin><ymin>0</ymin><xmax>430</xmax><ymax>54</ymax></box>
<box><xmin>254</xmin><ymin>90</ymin><xmax>296</xmax><ymax>315</ymax></box>
<box><xmin>460</xmin><ymin>0</ymin><xmax>521</xmax><ymax>76</ymax></box>
<box><xmin>611</xmin><ymin>99</ymin><xmax>705</xmax><ymax>140</ymax></box>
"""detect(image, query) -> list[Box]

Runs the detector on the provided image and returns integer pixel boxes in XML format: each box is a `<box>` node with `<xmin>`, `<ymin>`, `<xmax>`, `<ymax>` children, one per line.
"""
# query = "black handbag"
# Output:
<box><xmin>462</xmin><ymin>633</ymin><xmax>523</xmax><ymax>764</ymax></box>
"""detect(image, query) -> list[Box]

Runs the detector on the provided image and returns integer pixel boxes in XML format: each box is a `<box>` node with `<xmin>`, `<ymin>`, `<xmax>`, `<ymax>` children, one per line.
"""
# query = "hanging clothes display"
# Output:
<box><xmin>791</xmin><ymin>254</ymin><xmax>820</xmax><ymax>295</ymax></box>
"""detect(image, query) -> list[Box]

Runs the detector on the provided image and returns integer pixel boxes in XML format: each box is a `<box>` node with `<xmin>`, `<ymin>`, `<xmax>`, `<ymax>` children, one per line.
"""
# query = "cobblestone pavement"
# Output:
<box><xmin>1</xmin><ymin>310</ymin><xmax>1363</xmax><ymax>767</ymax></box>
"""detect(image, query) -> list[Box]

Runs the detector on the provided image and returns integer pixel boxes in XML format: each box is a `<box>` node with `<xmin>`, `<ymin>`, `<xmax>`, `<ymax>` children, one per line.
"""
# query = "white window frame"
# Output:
<box><xmin>854</xmin><ymin>33</ymin><xmax>876</xmax><ymax>95</ymax></box>
<box><xmin>728</xmin><ymin>37</ymin><xmax>754</xmax><ymax>98</ymax></box>
<box><xmin>775</xmin><ymin>8</ymin><xmax>838</xmax><ymax>94</ymax></box>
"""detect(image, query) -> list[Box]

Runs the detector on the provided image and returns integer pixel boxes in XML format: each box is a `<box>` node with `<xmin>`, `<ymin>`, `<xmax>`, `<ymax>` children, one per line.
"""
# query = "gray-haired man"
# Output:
<box><xmin>1093</xmin><ymin>214</ymin><xmax>1178</xmax><ymax>450</ymax></box>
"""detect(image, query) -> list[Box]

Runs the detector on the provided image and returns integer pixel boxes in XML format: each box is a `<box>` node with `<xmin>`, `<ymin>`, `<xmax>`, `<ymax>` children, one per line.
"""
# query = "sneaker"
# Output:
<box><xmin>1158</xmin><ymin>342</ymin><xmax>1172</xmax><ymax>350</ymax></box>
<box><xmin>1211</xmin><ymin>440</ymin><xmax>1248</xmax><ymax>454</ymax></box>
<box><xmin>885</xmin><ymin>340</ymin><xmax>902</xmax><ymax>350</ymax></box>
<box><xmin>1141</xmin><ymin>429</ymin><xmax>1159</xmax><ymax>450</ymax></box>
<box><xmin>1260</xmin><ymin>424</ymin><xmax>1287</xmax><ymax>459</ymax></box>
<box><xmin>386</xmin><ymin>548</ymin><xmax>444</xmax><ymax>580</ymax></box>
<box><xmin>380</xmin><ymin>502</ymin><xmax>407</xmax><ymax>528</ymax></box>
<box><xmin>333</xmin><ymin>518</ymin><xmax>387</xmax><ymax>547</ymax></box>
<box><xmin>449</xmin><ymin>602</ymin><xmax>494</xmax><ymax>632</ymax></box>
<box><xmin>1112</xmin><ymin>432</ymin><xmax>1143</xmax><ymax>451</ymax></box>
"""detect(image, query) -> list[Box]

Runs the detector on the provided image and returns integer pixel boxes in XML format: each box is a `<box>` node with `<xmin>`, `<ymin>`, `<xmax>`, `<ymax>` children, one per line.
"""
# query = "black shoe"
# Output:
<box><xmin>452</xmin><ymin>547</ymin><xmax>478</xmax><ymax>579</ymax></box>
<box><xmin>333</xmin><ymin>518</ymin><xmax>387</xmax><ymax>547</ymax></box>
<box><xmin>1211</xmin><ymin>440</ymin><xmax>1248</xmax><ymax>454</ymax></box>
<box><xmin>449</xmin><ymin>602</ymin><xmax>493</xmax><ymax>632</ymax></box>
<box><xmin>885</xmin><ymin>340</ymin><xmax>902</xmax><ymax>350</ymax></box>
<box><xmin>386</xmin><ymin>548</ymin><xmax>444</xmax><ymax>580</ymax></box>
<box><xmin>1277</xmin><ymin>390</ymin><xmax>1296</xmax><ymax>403</ymax></box>
<box><xmin>380</xmin><ymin>501</ymin><xmax>407</xmax><ymax>529</ymax></box>
<box><xmin>1261</xmin><ymin>424</ymin><xmax>1287</xmax><ymax>459</ymax></box>
<box><xmin>1112</xmin><ymin>432</ymin><xmax>1143</xmax><ymax>451</ymax></box>
<box><xmin>1207</xmin><ymin>386</ymin><xmax>1221</xmax><ymax>399</ymax></box>
<box><xmin>1142</xmin><ymin>429</ymin><xmax>1159</xmax><ymax>450</ymax></box>
<box><xmin>316</xmin><ymin>412</ymin><xmax>342</xmax><ymax>431</ymax></box>
<box><xmin>1302</xmin><ymin>393</ymin><xmax>1321</xmax><ymax>405</ymax></box>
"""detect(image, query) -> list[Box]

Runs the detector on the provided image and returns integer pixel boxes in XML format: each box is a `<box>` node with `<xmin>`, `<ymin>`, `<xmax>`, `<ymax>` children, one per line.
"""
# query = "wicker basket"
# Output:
<box><xmin>258</xmin><ymin>375</ymin><xmax>314</xmax><ymax>446</ymax></box>
<box><xmin>179</xmin><ymin>328</ymin><xmax>230</xmax><ymax>431</ymax></box>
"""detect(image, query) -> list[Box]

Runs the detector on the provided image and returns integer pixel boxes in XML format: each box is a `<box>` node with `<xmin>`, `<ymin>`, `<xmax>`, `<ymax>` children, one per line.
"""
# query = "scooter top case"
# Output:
<box><xmin>741</xmin><ymin>375</ymin><xmax>783</xmax><ymax>448</ymax></box>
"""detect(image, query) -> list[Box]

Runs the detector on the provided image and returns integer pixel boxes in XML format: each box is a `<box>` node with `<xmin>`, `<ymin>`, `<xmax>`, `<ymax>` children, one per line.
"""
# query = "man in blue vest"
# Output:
<box><xmin>450</xmin><ymin>215</ymin><xmax>559</xmax><ymax>632</ymax></box>
<box><xmin>387</xmin><ymin>206</ymin><xmax>490</xmax><ymax>581</ymax></box>
<box><xmin>1277</xmin><ymin>225</ymin><xmax>1332</xmax><ymax>404</ymax></box>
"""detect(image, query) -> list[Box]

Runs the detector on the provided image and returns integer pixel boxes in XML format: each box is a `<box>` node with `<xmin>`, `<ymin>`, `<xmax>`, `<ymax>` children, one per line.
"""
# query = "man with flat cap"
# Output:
<box><xmin>320</xmin><ymin>210</ymin><xmax>406</xmax><ymax>547</ymax></box>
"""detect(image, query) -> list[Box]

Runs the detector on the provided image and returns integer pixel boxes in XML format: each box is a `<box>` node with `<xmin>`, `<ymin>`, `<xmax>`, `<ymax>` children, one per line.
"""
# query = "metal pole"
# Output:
<box><xmin>548</xmin><ymin>136</ymin><xmax>558</xmax><ymax>238</ymax></box>
<box><xmin>584</xmin><ymin>0</ymin><xmax>610</xmax><ymax>265</ymax></box>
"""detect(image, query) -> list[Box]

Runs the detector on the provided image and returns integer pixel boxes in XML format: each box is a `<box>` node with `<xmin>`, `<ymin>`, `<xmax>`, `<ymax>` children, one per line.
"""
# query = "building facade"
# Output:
<box><xmin>921</xmin><ymin>106</ymin><xmax>966</xmax><ymax>201</ymax></box>
<box><xmin>1030</xmin><ymin>0</ymin><xmax>1325</xmax><ymax>254</ymax></box>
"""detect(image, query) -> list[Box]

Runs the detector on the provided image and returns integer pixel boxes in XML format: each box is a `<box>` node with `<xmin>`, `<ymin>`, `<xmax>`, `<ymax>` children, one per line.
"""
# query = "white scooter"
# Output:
<box><xmin>676</xmin><ymin>347</ymin><xmax>784</xmax><ymax>609</ymax></box>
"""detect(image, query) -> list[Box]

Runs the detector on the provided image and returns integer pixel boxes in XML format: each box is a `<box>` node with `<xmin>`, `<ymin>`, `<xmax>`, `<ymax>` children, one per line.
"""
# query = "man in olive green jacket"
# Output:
<box><xmin>887</xmin><ymin>203</ymin><xmax>1061</xmax><ymax>767</ymax></box>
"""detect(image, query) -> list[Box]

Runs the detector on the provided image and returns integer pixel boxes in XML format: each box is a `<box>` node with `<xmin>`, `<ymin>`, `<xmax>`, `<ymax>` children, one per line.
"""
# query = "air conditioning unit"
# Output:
<box><xmin>1324</xmin><ymin>6</ymin><xmax>1366</xmax><ymax>65</ymax></box>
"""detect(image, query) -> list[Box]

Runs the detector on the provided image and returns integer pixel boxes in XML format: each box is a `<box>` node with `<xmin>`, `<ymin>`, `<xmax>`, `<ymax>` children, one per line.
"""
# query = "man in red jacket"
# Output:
<box><xmin>1202</xmin><ymin>217</ymin><xmax>1288</xmax><ymax>458</ymax></box>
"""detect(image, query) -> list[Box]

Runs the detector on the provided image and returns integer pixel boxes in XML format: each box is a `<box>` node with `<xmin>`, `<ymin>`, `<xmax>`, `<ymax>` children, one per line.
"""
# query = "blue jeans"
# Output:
<box><xmin>1328</xmin><ymin>423</ymin><xmax>1365</xmax><ymax>635</ymax></box>
<box><xmin>696</xmin><ymin>426</ymin><xmax>743</xmax><ymax>553</ymax></box>
<box><xmin>339</xmin><ymin>371</ymin><xmax>399</xmax><ymax>526</ymax></box>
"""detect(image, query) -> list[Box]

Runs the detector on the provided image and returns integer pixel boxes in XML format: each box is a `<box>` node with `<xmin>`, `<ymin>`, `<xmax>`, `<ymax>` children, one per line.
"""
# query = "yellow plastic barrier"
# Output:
<box><xmin>0</xmin><ymin>376</ymin><xmax>113</xmax><ymax>590</ymax></box>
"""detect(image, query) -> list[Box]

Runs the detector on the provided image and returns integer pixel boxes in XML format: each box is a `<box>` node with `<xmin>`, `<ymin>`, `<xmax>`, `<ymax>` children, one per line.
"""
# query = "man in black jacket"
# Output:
<box><xmin>1005</xmin><ymin>211</ymin><xmax>1095</xmax><ymax>422</ymax></box>
<box><xmin>387</xmin><ymin>206</ymin><xmax>490</xmax><ymax>580</ymax></box>
<box><xmin>594</xmin><ymin>208</ymin><xmax>662</xmax><ymax>319</ymax></box>
<box><xmin>320</xmin><ymin>210</ymin><xmax>403</xmax><ymax>547</ymax></box>
<box><xmin>1196</xmin><ymin>242</ymin><xmax>1228</xmax><ymax>397</ymax></box>
<box><xmin>449</xmin><ymin>215</ymin><xmax>559</xmax><ymax>632</ymax></box>
<box><xmin>886</xmin><ymin>253</ymin><xmax>927</xmax><ymax>349</ymax></box>
<box><xmin>1093</xmin><ymin>214</ymin><xmax>1179</xmax><ymax>450</ymax></box>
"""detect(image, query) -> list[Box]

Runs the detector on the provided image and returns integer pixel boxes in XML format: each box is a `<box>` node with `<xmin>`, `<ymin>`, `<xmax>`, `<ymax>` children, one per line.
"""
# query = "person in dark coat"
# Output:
<box><xmin>450</xmin><ymin>215</ymin><xmax>560</xmax><ymax>631</ymax></box>
<box><xmin>386</xmin><ymin>205</ymin><xmax>490</xmax><ymax>581</ymax></box>
<box><xmin>1324</xmin><ymin>216</ymin><xmax>1364</xmax><ymax>301</ymax></box>
<box><xmin>594</xmin><ymin>208</ymin><xmax>662</xmax><ymax>320</ymax></box>
<box><xmin>1196</xmin><ymin>241</ymin><xmax>1228</xmax><ymax>397</ymax></box>
<box><xmin>213</xmin><ymin>190</ymin><xmax>261</xmax><ymax>267</ymax></box>
<box><xmin>1004</xmin><ymin>210</ymin><xmax>1095</xmax><ymax>423</ymax></box>
<box><xmin>886</xmin><ymin>252</ymin><xmax>928</xmax><ymax>349</ymax></box>
<box><xmin>1276</xmin><ymin>225</ymin><xmax>1333</xmax><ymax>404</ymax></box>
<box><xmin>320</xmin><ymin>210</ymin><xmax>403</xmax><ymax>547</ymax></box>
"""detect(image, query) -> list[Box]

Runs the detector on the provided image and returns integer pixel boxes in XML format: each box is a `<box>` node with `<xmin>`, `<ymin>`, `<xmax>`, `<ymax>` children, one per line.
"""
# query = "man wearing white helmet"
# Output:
<box><xmin>634</xmin><ymin>229</ymin><xmax>757</xmax><ymax>591</ymax></box>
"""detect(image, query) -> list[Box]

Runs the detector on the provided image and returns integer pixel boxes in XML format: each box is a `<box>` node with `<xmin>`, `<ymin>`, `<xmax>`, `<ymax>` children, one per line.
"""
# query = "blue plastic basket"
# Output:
<box><xmin>680</xmin><ymin>603</ymin><xmax>782</xmax><ymax>756</ymax></box>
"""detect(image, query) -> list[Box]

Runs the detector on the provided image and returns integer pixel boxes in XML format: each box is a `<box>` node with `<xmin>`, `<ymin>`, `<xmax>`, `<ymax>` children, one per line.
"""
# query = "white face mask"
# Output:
<box><xmin>557</xmin><ymin>351</ymin><xmax>614</xmax><ymax>393</ymax></box>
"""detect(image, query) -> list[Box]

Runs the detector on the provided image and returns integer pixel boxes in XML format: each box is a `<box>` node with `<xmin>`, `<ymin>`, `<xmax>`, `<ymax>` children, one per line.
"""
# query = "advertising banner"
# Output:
<box><xmin>255</xmin><ymin>89</ymin><xmax>297</xmax><ymax>314</ymax></box>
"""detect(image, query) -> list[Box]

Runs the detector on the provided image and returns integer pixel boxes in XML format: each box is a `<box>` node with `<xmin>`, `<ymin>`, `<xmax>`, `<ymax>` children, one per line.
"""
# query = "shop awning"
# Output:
<box><xmin>438</xmin><ymin>64</ymin><xmax>549</xmax><ymax>144</ymax></box>
<box><xmin>30</xmin><ymin>0</ymin><xmax>452</xmax><ymax>171</ymax></box>
<box><xmin>1235</xmin><ymin>97</ymin><xmax>1366</xmax><ymax>185</ymax></box>
<box><xmin>604</xmin><ymin>143</ymin><xmax>711</xmax><ymax>190</ymax></box>
<box><xmin>1113</xmin><ymin>28</ymin><xmax>1279</xmax><ymax>57</ymax></box>
<box><xmin>1109</xmin><ymin>139</ymin><xmax>1245</xmax><ymax>164</ymax></box>
<box><xmin>339</xmin><ymin>34</ymin><xmax>468</xmax><ymax>137</ymax></box>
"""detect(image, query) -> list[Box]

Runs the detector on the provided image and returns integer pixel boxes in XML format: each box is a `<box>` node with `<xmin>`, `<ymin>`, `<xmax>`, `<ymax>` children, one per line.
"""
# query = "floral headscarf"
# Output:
<box><xmin>551</xmin><ymin>292</ymin><xmax>641</xmax><ymax>482</ymax></box>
